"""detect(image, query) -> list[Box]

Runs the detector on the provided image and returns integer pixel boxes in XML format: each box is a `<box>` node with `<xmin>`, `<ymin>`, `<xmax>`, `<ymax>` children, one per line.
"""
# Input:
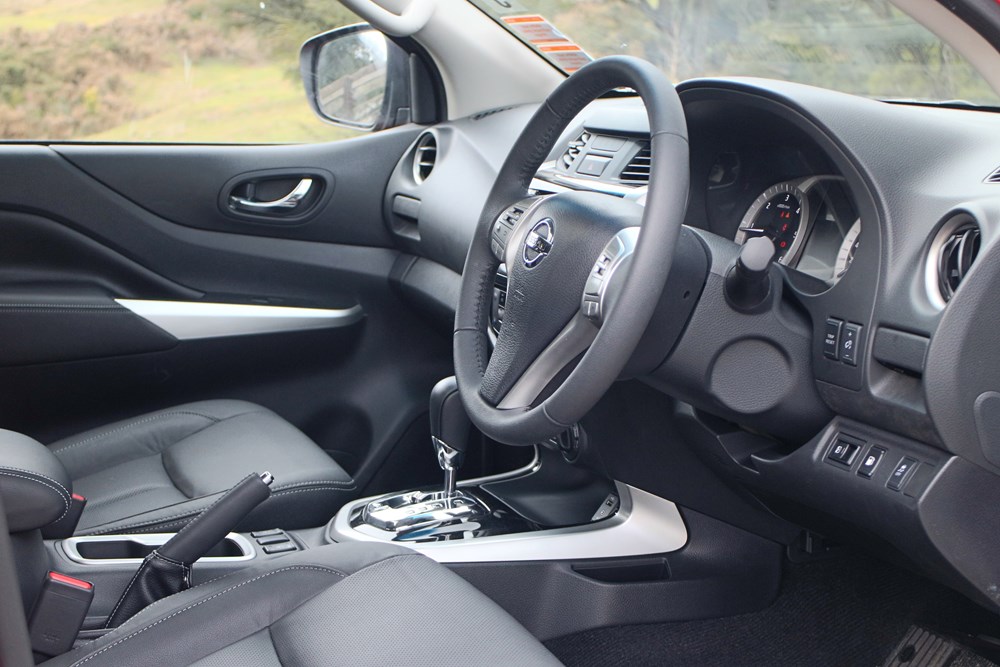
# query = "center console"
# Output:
<box><xmin>6</xmin><ymin>376</ymin><xmax>782</xmax><ymax>653</ymax></box>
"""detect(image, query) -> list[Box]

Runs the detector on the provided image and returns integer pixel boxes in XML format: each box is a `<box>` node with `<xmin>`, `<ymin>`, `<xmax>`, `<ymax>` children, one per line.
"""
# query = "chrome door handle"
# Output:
<box><xmin>229</xmin><ymin>178</ymin><xmax>314</xmax><ymax>213</ymax></box>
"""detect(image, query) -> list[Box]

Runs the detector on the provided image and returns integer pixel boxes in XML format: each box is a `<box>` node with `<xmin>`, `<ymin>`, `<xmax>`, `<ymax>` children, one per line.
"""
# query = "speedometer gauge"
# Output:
<box><xmin>735</xmin><ymin>183</ymin><xmax>809</xmax><ymax>264</ymax></box>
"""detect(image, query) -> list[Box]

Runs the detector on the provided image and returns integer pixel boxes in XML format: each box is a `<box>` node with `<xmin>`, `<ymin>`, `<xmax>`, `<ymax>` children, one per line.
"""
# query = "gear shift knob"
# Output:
<box><xmin>429</xmin><ymin>376</ymin><xmax>471</xmax><ymax>496</ymax></box>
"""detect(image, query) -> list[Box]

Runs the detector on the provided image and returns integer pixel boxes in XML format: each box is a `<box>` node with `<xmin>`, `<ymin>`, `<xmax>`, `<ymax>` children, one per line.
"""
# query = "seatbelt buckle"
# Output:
<box><xmin>41</xmin><ymin>494</ymin><xmax>86</xmax><ymax>539</ymax></box>
<box><xmin>28</xmin><ymin>571</ymin><xmax>94</xmax><ymax>658</ymax></box>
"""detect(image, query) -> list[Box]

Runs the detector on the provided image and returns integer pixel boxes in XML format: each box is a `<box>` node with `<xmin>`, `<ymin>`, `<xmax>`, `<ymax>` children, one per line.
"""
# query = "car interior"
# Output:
<box><xmin>3</xmin><ymin>0</ymin><xmax>1000</xmax><ymax>665</ymax></box>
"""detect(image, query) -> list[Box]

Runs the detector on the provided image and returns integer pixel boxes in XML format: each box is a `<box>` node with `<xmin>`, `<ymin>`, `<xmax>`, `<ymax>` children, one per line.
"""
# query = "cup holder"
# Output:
<box><xmin>61</xmin><ymin>533</ymin><xmax>254</xmax><ymax>564</ymax></box>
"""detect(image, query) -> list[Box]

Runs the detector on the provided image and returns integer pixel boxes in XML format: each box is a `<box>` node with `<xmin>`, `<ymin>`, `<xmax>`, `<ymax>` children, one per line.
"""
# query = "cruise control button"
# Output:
<box><xmin>857</xmin><ymin>446</ymin><xmax>886</xmax><ymax>478</ymax></box>
<box><xmin>887</xmin><ymin>457</ymin><xmax>918</xmax><ymax>491</ymax></box>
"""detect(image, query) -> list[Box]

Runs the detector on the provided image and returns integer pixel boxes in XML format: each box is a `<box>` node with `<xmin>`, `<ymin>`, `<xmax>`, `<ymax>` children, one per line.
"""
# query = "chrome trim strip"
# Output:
<box><xmin>60</xmin><ymin>533</ymin><xmax>255</xmax><ymax>565</ymax></box>
<box><xmin>115</xmin><ymin>299</ymin><xmax>364</xmax><ymax>340</ymax></box>
<box><xmin>329</xmin><ymin>482</ymin><xmax>688</xmax><ymax>563</ymax></box>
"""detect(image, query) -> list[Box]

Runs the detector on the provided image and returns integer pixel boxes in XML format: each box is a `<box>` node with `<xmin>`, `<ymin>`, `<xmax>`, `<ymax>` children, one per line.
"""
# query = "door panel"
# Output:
<box><xmin>53</xmin><ymin>127</ymin><xmax>420</xmax><ymax>245</ymax></box>
<box><xmin>0</xmin><ymin>128</ymin><xmax>453</xmax><ymax>495</ymax></box>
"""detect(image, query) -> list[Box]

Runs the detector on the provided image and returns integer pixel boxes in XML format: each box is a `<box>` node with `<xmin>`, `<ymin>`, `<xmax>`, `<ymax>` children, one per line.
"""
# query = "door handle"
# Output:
<box><xmin>229</xmin><ymin>178</ymin><xmax>314</xmax><ymax>213</ymax></box>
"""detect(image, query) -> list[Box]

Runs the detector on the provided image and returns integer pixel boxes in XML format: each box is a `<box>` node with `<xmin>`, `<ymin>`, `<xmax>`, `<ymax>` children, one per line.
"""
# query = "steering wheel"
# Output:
<box><xmin>454</xmin><ymin>56</ymin><xmax>689</xmax><ymax>445</ymax></box>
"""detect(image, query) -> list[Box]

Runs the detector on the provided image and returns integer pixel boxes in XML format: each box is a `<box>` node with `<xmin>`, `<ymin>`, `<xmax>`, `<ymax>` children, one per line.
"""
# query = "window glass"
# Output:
<box><xmin>471</xmin><ymin>0</ymin><xmax>999</xmax><ymax>106</ymax></box>
<box><xmin>0</xmin><ymin>0</ymin><xmax>367</xmax><ymax>142</ymax></box>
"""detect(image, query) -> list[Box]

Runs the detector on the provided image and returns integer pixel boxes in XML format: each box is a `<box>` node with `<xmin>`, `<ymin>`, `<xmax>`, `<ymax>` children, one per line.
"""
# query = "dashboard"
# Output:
<box><xmin>533</xmin><ymin>125</ymin><xmax>863</xmax><ymax>289</ymax></box>
<box><xmin>382</xmin><ymin>76</ymin><xmax>1000</xmax><ymax>611</ymax></box>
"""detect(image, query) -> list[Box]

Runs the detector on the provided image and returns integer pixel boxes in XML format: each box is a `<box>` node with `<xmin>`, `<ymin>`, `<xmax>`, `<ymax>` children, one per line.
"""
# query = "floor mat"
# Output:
<box><xmin>545</xmin><ymin>551</ymin><xmax>1000</xmax><ymax>667</ymax></box>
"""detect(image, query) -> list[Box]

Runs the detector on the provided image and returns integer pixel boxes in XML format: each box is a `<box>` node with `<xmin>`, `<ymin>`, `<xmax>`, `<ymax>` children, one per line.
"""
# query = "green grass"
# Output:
<box><xmin>82</xmin><ymin>59</ymin><xmax>361</xmax><ymax>144</ymax></box>
<box><xmin>0</xmin><ymin>1</ymin><xmax>367</xmax><ymax>144</ymax></box>
<box><xmin>0</xmin><ymin>0</ymin><xmax>165</xmax><ymax>31</ymax></box>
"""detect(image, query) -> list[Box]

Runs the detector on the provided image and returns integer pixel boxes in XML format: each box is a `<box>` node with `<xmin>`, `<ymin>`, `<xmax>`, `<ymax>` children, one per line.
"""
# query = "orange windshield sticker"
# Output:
<box><xmin>538</xmin><ymin>43</ymin><xmax>593</xmax><ymax>72</ymax></box>
<box><xmin>501</xmin><ymin>14</ymin><xmax>570</xmax><ymax>44</ymax></box>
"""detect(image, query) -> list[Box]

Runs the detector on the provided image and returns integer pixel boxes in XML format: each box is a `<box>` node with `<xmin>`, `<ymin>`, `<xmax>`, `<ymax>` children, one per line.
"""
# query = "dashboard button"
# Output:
<box><xmin>827</xmin><ymin>439</ymin><xmax>860</xmax><ymax>466</ymax></box>
<box><xmin>262</xmin><ymin>542</ymin><xmax>297</xmax><ymax>555</ymax></box>
<box><xmin>824</xmin><ymin>318</ymin><xmax>842</xmax><ymax>360</ymax></box>
<box><xmin>887</xmin><ymin>457</ymin><xmax>918</xmax><ymax>491</ymax></box>
<box><xmin>577</xmin><ymin>155</ymin><xmax>611</xmax><ymax>177</ymax></box>
<box><xmin>841</xmin><ymin>323</ymin><xmax>863</xmax><ymax>366</ymax></box>
<box><xmin>857</xmin><ymin>446</ymin><xmax>886</xmax><ymax>478</ymax></box>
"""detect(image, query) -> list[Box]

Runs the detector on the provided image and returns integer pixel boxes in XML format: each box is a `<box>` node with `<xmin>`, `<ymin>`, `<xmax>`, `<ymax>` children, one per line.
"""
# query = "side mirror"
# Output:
<box><xmin>299</xmin><ymin>24</ymin><xmax>411</xmax><ymax>131</ymax></box>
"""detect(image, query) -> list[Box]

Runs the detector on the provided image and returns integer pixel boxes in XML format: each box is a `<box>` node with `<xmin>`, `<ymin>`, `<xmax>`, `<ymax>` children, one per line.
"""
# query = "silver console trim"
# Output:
<box><xmin>115</xmin><ymin>299</ymin><xmax>364</xmax><ymax>340</ymax></box>
<box><xmin>60</xmin><ymin>532</ymin><xmax>256</xmax><ymax>565</ymax></box>
<box><xmin>329</xmin><ymin>482</ymin><xmax>688</xmax><ymax>563</ymax></box>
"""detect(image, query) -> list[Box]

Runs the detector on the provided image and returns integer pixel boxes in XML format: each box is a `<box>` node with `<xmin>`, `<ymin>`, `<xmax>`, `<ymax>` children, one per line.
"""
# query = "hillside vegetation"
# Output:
<box><xmin>0</xmin><ymin>0</ymin><xmax>362</xmax><ymax>142</ymax></box>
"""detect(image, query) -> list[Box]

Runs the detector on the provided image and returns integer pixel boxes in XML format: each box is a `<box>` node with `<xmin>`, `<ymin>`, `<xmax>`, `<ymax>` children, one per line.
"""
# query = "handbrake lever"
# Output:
<box><xmin>105</xmin><ymin>472</ymin><xmax>273</xmax><ymax>628</ymax></box>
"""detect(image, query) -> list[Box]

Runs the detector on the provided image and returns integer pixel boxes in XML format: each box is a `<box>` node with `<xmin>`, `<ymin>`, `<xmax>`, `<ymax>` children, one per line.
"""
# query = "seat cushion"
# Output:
<box><xmin>42</xmin><ymin>542</ymin><xmax>563</xmax><ymax>667</ymax></box>
<box><xmin>49</xmin><ymin>400</ymin><xmax>355</xmax><ymax>535</ymax></box>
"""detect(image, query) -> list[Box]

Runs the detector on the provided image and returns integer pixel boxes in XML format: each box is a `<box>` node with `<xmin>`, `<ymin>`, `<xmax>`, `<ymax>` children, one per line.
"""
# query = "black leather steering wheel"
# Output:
<box><xmin>454</xmin><ymin>56</ymin><xmax>689</xmax><ymax>445</ymax></box>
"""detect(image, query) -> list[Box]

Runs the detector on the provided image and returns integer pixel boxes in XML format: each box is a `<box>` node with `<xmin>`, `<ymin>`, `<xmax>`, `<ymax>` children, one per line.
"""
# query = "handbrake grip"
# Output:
<box><xmin>158</xmin><ymin>472</ymin><xmax>272</xmax><ymax>564</ymax></box>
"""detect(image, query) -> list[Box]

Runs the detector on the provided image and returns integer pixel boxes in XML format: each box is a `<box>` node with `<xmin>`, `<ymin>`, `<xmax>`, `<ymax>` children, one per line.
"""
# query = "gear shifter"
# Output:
<box><xmin>430</xmin><ymin>376</ymin><xmax>472</xmax><ymax>496</ymax></box>
<box><xmin>358</xmin><ymin>377</ymin><xmax>489</xmax><ymax>539</ymax></box>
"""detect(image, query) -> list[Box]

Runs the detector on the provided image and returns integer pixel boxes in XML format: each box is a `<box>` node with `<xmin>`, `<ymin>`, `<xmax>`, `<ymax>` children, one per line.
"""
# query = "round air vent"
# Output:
<box><xmin>412</xmin><ymin>133</ymin><xmax>437</xmax><ymax>184</ymax></box>
<box><xmin>929</xmin><ymin>215</ymin><xmax>981</xmax><ymax>306</ymax></box>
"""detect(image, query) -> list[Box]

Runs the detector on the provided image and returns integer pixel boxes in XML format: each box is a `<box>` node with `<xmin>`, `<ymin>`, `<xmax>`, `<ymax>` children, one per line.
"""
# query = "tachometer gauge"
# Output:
<box><xmin>735</xmin><ymin>183</ymin><xmax>809</xmax><ymax>264</ymax></box>
<box><xmin>835</xmin><ymin>219</ymin><xmax>861</xmax><ymax>278</ymax></box>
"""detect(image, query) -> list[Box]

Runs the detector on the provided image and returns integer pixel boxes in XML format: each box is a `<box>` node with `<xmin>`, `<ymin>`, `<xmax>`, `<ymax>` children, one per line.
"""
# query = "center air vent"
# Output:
<box><xmin>985</xmin><ymin>164</ymin><xmax>1000</xmax><ymax>184</ymax></box>
<box><xmin>561</xmin><ymin>130</ymin><xmax>592</xmax><ymax>169</ymax></box>
<box><xmin>619</xmin><ymin>143</ymin><xmax>651</xmax><ymax>184</ymax></box>
<box><xmin>412</xmin><ymin>133</ymin><xmax>437</xmax><ymax>184</ymax></box>
<box><xmin>937</xmin><ymin>220</ymin><xmax>981</xmax><ymax>303</ymax></box>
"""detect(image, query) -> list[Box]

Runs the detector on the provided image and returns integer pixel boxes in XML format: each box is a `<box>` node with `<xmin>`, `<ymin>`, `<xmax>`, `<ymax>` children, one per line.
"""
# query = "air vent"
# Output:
<box><xmin>471</xmin><ymin>106</ymin><xmax>515</xmax><ymax>121</ymax></box>
<box><xmin>986</xmin><ymin>165</ymin><xmax>1000</xmax><ymax>184</ymax></box>
<box><xmin>561</xmin><ymin>130</ymin><xmax>592</xmax><ymax>169</ymax></box>
<box><xmin>412</xmin><ymin>133</ymin><xmax>437</xmax><ymax>184</ymax></box>
<box><xmin>619</xmin><ymin>143</ymin><xmax>651</xmax><ymax>184</ymax></box>
<box><xmin>937</xmin><ymin>222</ymin><xmax>981</xmax><ymax>302</ymax></box>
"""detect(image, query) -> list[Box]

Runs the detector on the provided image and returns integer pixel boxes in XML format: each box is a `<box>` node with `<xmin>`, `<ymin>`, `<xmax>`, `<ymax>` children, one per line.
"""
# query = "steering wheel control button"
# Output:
<box><xmin>840</xmin><ymin>322</ymin><xmax>863</xmax><ymax>366</ymax></box>
<box><xmin>824</xmin><ymin>318</ymin><xmax>843</xmax><ymax>360</ymax></box>
<box><xmin>583</xmin><ymin>297</ymin><xmax>601</xmax><ymax>320</ymax></box>
<box><xmin>887</xmin><ymin>457</ymin><xmax>919</xmax><ymax>491</ymax></box>
<box><xmin>857</xmin><ymin>446</ymin><xmax>886</xmax><ymax>478</ymax></box>
<box><xmin>827</xmin><ymin>436</ymin><xmax>862</xmax><ymax>466</ymax></box>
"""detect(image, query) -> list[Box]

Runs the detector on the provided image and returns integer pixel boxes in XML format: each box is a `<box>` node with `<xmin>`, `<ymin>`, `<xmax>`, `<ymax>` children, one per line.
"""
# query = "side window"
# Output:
<box><xmin>0</xmin><ymin>1</ymin><xmax>375</xmax><ymax>143</ymax></box>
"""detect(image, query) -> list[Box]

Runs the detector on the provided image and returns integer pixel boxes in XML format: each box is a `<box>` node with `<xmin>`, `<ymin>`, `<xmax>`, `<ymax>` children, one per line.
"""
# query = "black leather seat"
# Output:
<box><xmin>40</xmin><ymin>542</ymin><xmax>562</xmax><ymax>667</ymax></box>
<box><xmin>48</xmin><ymin>400</ymin><xmax>355</xmax><ymax>535</ymax></box>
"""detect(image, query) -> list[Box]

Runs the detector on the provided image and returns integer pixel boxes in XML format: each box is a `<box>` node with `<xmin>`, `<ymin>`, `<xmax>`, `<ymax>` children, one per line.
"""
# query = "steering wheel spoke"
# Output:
<box><xmin>495</xmin><ymin>313</ymin><xmax>598</xmax><ymax>410</ymax></box>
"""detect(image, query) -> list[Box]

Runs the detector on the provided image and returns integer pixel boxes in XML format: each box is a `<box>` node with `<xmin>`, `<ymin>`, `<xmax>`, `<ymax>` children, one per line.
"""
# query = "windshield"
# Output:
<box><xmin>470</xmin><ymin>0</ymin><xmax>999</xmax><ymax>106</ymax></box>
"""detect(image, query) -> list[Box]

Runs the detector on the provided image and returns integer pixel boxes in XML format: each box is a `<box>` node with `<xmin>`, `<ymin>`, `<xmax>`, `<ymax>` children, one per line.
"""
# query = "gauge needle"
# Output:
<box><xmin>742</xmin><ymin>227</ymin><xmax>769</xmax><ymax>236</ymax></box>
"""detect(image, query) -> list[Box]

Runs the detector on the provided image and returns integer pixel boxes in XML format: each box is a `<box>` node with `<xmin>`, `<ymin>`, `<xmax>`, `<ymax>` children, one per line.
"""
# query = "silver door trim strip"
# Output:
<box><xmin>115</xmin><ymin>299</ymin><xmax>363</xmax><ymax>340</ymax></box>
<box><xmin>328</xmin><ymin>482</ymin><xmax>688</xmax><ymax>563</ymax></box>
